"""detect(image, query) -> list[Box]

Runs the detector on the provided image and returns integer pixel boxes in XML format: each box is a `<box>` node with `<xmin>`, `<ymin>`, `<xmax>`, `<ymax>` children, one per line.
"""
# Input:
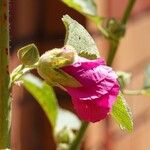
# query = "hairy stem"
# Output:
<box><xmin>0</xmin><ymin>0</ymin><xmax>10</xmax><ymax>149</ymax></box>
<box><xmin>107</xmin><ymin>0</ymin><xmax>136</xmax><ymax>66</ymax></box>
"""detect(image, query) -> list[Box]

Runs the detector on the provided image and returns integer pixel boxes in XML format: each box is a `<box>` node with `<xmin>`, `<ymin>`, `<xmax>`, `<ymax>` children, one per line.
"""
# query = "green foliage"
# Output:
<box><xmin>22</xmin><ymin>74</ymin><xmax>58</xmax><ymax>129</ymax></box>
<box><xmin>61</xmin><ymin>0</ymin><xmax>105</xmax><ymax>38</ymax></box>
<box><xmin>111</xmin><ymin>93</ymin><xmax>133</xmax><ymax>132</ymax></box>
<box><xmin>61</xmin><ymin>0</ymin><xmax>101</xmax><ymax>25</ymax></box>
<box><xmin>17</xmin><ymin>44</ymin><xmax>39</xmax><ymax>66</ymax></box>
<box><xmin>62</xmin><ymin>0</ymin><xmax>97</xmax><ymax>16</ymax></box>
<box><xmin>62</xmin><ymin>15</ymin><xmax>100</xmax><ymax>59</ymax></box>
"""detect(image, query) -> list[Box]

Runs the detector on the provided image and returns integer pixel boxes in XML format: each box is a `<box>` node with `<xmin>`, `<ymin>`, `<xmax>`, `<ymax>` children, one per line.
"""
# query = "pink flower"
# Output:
<box><xmin>61</xmin><ymin>57</ymin><xmax>119</xmax><ymax>122</ymax></box>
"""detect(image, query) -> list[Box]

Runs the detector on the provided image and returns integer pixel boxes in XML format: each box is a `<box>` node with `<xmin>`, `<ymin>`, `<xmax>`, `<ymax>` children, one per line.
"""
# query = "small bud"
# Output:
<box><xmin>17</xmin><ymin>44</ymin><xmax>39</xmax><ymax>65</ymax></box>
<box><xmin>117</xmin><ymin>71</ymin><xmax>131</xmax><ymax>89</ymax></box>
<box><xmin>56</xmin><ymin>127</ymin><xmax>75</xmax><ymax>144</ymax></box>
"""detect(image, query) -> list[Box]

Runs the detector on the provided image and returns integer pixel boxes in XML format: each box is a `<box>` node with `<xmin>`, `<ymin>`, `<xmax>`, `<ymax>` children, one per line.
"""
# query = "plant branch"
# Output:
<box><xmin>69</xmin><ymin>122</ymin><xmax>88</xmax><ymax>150</ymax></box>
<box><xmin>107</xmin><ymin>0</ymin><xmax>136</xmax><ymax>66</ymax></box>
<box><xmin>121</xmin><ymin>0</ymin><xmax>136</xmax><ymax>25</ymax></box>
<box><xmin>0</xmin><ymin>0</ymin><xmax>10</xmax><ymax>148</ymax></box>
<box><xmin>123</xmin><ymin>89</ymin><xmax>150</xmax><ymax>96</ymax></box>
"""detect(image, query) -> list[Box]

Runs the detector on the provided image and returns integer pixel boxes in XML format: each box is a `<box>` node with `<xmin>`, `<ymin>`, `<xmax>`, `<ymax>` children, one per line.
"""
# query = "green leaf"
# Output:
<box><xmin>17</xmin><ymin>44</ymin><xmax>39</xmax><ymax>66</ymax></box>
<box><xmin>62</xmin><ymin>15</ymin><xmax>100</xmax><ymax>59</ymax></box>
<box><xmin>62</xmin><ymin>0</ymin><xmax>96</xmax><ymax>16</ymax></box>
<box><xmin>111</xmin><ymin>92</ymin><xmax>133</xmax><ymax>132</ymax></box>
<box><xmin>22</xmin><ymin>74</ymin><xmax>58</xmax><ymax>129</ymax></box>
<box><xmin>61</xmin><ymin>0</ymin><xmax>102</xmax><ymax>25</ymax></box>
<box><xmin>144</xmin><ymin>65</ymin><xmax>150</xmax><ymax>88</ymax></box>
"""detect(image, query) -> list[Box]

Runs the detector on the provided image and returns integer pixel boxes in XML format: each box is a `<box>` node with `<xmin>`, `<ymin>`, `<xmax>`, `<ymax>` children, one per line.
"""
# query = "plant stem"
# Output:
<box><xmin>0</xmin><ymin>0</ymin><xmax>10</xmax><ymax>149</ymax></box>
<box><xmin>107</xmin><ymin>0</ymin><xmax>136</xmax><ymax>66</ymax></box>
<box><xmin>107</xmin><ymin>40</ymin><xmax>119</xmax><ymax>66</ymax></box>
<box><xmin>121</xmin><ymin>0</ymin><xmax>136</xmax><ymax>25</ymax></box>
<box><xmin>123</xmin><ymin>89</ymin><xmax>142</xmax><ymax>95</ymax></box>
<box><xmin>123</xmin><ymin>89</ymin><xmax>150</xmax><ymax>96</ymax></box>
<box><xmin>69</xmin><ymin>122</ymin><xmax>88</xmax><ymax>150</ymax></box>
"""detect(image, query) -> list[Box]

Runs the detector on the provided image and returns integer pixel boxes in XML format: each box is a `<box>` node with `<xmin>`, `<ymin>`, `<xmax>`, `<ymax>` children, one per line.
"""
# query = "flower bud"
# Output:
<box><xmin>56</xmin><ymin>127</ymin><xmax>75</xmax><ymax>144</ymax></box>
<box><xmin>17</xmin><ymin>44</ymin><xmax>39</xmax><ymax>66</ymax></box>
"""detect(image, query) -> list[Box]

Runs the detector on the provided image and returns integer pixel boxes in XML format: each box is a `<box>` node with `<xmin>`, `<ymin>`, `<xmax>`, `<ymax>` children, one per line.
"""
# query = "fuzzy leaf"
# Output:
<box><xmin>62</xmin><ymin>15</ymin><xmax>100</xmax><ymax>59</ymax></box>
<box><xmin>111</xmin><ymin>93</ymin><xmax>133</xmax><ymax>132</ymax></box>
<box><xmin>22</xmin><ymin>74</ymin><xmax>58</xmax><ymax>129</ymax></box>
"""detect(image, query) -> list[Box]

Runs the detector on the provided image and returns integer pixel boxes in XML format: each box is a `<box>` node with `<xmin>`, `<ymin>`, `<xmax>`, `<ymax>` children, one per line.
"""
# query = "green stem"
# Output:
<box><xmin>121</xmin><ymin>0</ymin><xmax>136</xmax><ymax>25</ymax></box>
<box><xmin>0</xmin><ymin>0</ymin><xmax>10</xmax><ymax>149</ymax></box>
<box><xmin>123</xmin><ymin>89</ymin><xmax>150</xmax><ymax>96</ymax></box>
<box><xmin>10</xmin><ymin>63</ymin><xmax>37</xmax><ymax>86</ymax></box>
<box><xmin>107</xmin><ymin>40</ymin><xmax>119</xmax><ymax>66</ymax></box>
<box><xmin>69</xmin><ymin>122</ymin><xmax>88</xmax><ymax>150</ymax></box>
<box><xmin>123</xmin><ymin>89</ymin><xmax>142</xmax><ymax>95</ymax></box>
<box><xmin>107</xmin><ymin>0</ymin><xmax>136</xmax><ymax>66</ymax></box>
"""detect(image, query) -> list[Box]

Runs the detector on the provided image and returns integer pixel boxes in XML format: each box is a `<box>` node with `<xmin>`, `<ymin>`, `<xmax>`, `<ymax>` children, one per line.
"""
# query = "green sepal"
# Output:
<box><xmin>17</xmin><ymin>44</ymin><xmax>39</xmax><ymax>66</ymax></box>
<box><xmin>37</xmin><ymin>46</ymin><xmax>81</xmax><ymax>87</ymax></box>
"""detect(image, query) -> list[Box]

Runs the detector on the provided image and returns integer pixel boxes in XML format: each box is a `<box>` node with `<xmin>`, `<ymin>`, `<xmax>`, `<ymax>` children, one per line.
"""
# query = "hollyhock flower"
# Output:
<box><xmin>61</xmin><ymin>56</ymin><xmax>119</xmax><ymax>122</ymax></box>
<box><xmin>37</xmin><ymin>46</ymin><xmax>119</xmax><ymax>123</ymax></box>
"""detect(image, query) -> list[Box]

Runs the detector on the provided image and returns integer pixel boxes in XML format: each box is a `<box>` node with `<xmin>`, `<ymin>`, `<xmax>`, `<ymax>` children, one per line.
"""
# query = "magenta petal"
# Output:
<box><xmin>72</xmin><ymin>96</ymin><xmax>110</xmax><ymax>122</ymax></box>
<box><xmin>61</xmin><ymin>57</ymin><xmax>119</xmax><ymax>122</ymax></box>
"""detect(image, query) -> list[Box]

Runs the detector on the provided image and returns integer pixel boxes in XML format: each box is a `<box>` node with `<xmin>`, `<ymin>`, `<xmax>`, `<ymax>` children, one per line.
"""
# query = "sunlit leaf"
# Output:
<box><xmin>111</xmin><ymin>92</ymin><xmax>133</xmax><ymax>132</ymax></box>
<box><xmin>62</xmin><ymin>0</ymin><xmax>96</xmax><ymax>16</ymax></box>
<box><xmin>22</xmin><ymin>74</ymin><xmax>58</xmax><ymax>129</ymax></box>
<box><xmin>62</xmin><ymin>0</ymin><xmax>102</xmax><ymax>25</ymax></box>
<box><xmin>62</xmin><ymin>15</ymin><xmax>100</xmax><ymax>59</ymax></box>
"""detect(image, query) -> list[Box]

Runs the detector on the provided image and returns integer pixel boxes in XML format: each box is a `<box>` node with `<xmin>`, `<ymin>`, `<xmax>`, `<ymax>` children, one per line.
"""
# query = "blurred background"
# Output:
<box><xmin>10</xmin><ymin>0</ymin><xmax>150</xmax><ymax>150</ymax></box>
